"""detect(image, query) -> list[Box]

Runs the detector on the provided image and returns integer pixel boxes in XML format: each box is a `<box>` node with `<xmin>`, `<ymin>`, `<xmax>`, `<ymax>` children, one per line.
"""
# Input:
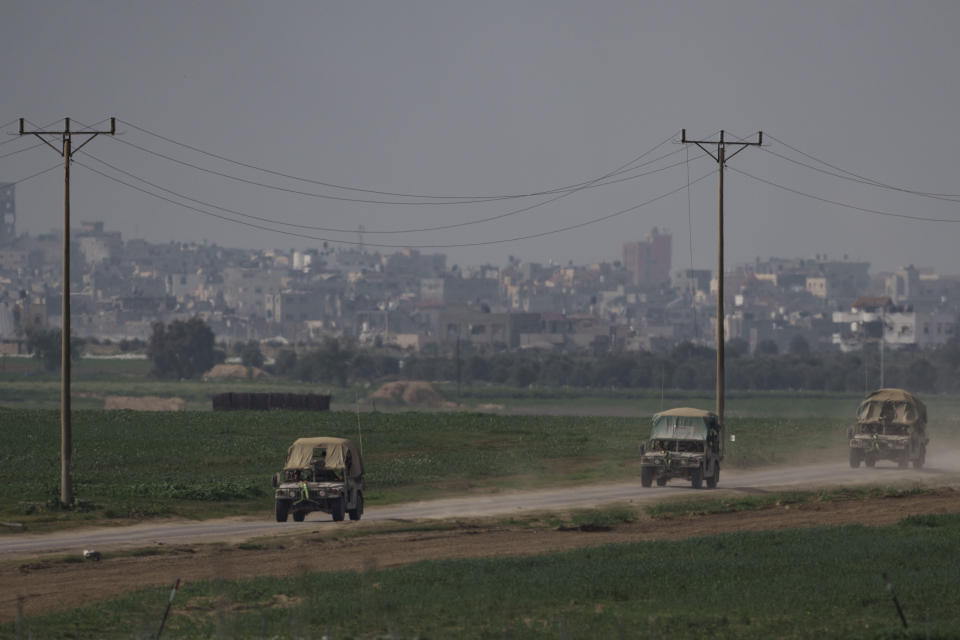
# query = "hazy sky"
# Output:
<box><xmin>2</xmin><ymin>1</ymin><xmax>959</xmax><ymax>274</ymax></box>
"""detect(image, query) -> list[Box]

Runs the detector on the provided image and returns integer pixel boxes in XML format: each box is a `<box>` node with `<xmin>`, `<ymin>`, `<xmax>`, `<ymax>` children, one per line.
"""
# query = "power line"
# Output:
<box><xmin>766</xmin><ymin>133</ymin><xmax>960</xmax><ymax>200</ymax></box>
<box><xmin>82</xmin><ymin>150</ymin><xmax>701</xmax><ymax>235</ymax></box>
<box><xmin>0</xmin><ymin>142</ymin><xmax>44</xmax><ymax>159</ymax></box>
<box><xmin>107</xmin><ymin>134</ymin><xmax>685</xmax><ymax>206</ymax></box>
<box><xmin>120</xmin><ymin>118</ymin><xmax>682</xmax><ymax>201</ymax></box>
<box><xmin>76</xmin><ymin>158</ymin><xmax>715</xmax><ymax>249</ymax></box>
<box><xmin>730</xmin><ymin>166</ymin><xmax>960</xmax><ymax>223</ymax></box>
<box><xmin>10</xmin><ymin>164</ymin><xmax>62</xmax><ymax>184</ymax></box>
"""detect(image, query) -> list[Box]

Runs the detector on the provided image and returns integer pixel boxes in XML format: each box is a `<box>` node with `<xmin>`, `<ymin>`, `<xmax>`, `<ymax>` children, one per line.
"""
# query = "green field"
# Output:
<box><xmin>0</xmin><ymin>408</ymin><xmax>844</xmax><ymax>527</ymax></box>
<box><xmin>8</xmin><ymin>513</ymin><xmax>960</xmax><ymax>639</ymax></box>
<box><xmin>2</xmin><ymin>389</ymin><xmax>959</xmax><ymax>529</ymax></box>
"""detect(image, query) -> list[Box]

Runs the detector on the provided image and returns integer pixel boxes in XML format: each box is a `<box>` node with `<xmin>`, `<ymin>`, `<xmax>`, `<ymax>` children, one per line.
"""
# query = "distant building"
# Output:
<box><xmin>832</xmin><ymin>296</ymin><xmax>956</xmax><ymax>351</ymax></box>
<box><xmin>623</xmin><ymin>227</ymin><xmax>671</xmax><ymax>287</ymax></box>
<box><xmin>0</xmin><ymin>184</ymin><xmax>14</xmax><ymax>245</ymax></box>
<box><xmin>805</xmin><ymin>276</ymin><xmax>828</xmax><ymax>299</ymax></box>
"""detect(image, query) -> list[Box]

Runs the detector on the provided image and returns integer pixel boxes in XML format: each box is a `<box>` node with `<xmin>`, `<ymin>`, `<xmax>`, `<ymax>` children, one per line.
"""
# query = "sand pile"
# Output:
<box><xmin>104</xmin><ymin>396</ymin><xmax>186</xmax><ymax>411</ymax></box>
<box><xmin>368</xmin><ymin>381</ymin><xmax>455</xmax><ymax>408</ymax></box>
<box><xmin>202</xmin><ymin>364</ymin><xmax>268</xmax><ymax>380</ymax></box>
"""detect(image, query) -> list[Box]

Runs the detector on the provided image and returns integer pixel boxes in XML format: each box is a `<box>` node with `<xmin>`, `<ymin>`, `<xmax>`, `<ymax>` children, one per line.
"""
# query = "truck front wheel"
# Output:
<box><xmin>690</xmin><ymin>466</ymin><xmax>703</xmax><ymax>489</ymax></box>
<box><xmin>641</xmin><ymin>467</ymin><xmax>654</xmax><ymax>488</ymax></box>
<box><xmin>331</xmin><ymin>496</ymin><xmax>346</xmax><ymax>522</ymax></box>
<box><xmin>348</xmin><ymin>493</ymin><xmax>364</xmax><ymax>521</ymax></box>
<box><xmin>706</xmin><ymin>463</ymin><xmax>719</xmax><ymax>489</ymax></box>
<box><xmin>849</xmin><ymin>449</ymin><xmax>863</xmax><ymax>468</ymax></box>
<box><xmin>913</xmin><ymin>446</ymin><xmax>925</xmax><ymax>469</ymax></box>
<box><xmin>275</xmin><ymin>500</ymin><xmax>289</xmax><ymax>523</ymax></box>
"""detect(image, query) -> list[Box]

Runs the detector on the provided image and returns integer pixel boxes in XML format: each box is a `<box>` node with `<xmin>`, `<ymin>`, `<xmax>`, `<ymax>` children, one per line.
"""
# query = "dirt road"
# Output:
<box><xmin>3</xmin><ymin>453</ymin><xmax>960</xmax><ymax>558</ymax></box>
<box><xmin>3</xmin><ymin>454</ymin><xmax>960</xmax><ymax>622</ymax></box>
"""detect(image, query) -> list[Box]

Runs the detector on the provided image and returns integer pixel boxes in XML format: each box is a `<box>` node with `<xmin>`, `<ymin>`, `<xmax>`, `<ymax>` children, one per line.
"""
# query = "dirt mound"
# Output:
<box><xmin>104</xmin><ymin>396</ymin><xmax>185</xmax><ymax>411</ymax></box>
<box><xmin>202</xmin><ymin>364</ymin><xmax>268</xmax><ymax>380</ymax></box>
<box><xmin>368</xmin><ymin>381</ymin><xmax>455</xmax><ymax>408</ymax></box>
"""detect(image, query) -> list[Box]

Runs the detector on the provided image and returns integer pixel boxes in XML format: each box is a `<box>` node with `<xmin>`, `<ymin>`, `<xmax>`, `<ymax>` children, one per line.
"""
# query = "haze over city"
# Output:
<box><xmin>3</xmin><ymin>1</ymin><xmax>960</xmax><ymax>273</ymax></box>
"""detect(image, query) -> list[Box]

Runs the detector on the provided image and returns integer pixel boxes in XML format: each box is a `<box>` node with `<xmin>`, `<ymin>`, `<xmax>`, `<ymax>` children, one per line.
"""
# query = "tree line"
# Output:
<box><xmin>24</xmin><ymin>316</ymin><xmax>959</xmax><ymax>394</ymax></box>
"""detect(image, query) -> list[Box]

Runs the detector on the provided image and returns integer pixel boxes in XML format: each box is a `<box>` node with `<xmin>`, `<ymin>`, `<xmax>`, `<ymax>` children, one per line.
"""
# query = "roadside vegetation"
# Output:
<box><xmin>9</xmin><ymin>512</ymin><xmax>960</xmax><ymax>638</ymax></box>
<box><xmin>643</xmin><ymin>485</ymin><xmax>948</xmax><ymax>519</ymax></box>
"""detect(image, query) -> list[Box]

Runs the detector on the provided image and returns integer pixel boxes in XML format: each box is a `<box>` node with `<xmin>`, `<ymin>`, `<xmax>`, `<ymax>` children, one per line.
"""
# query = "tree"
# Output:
<box><xmin>726</xmin><ymin>337</ymin><xmax>749</xmax><ymax>358</ymax></box>
<box><xmin>296</xmin><ymin>337</ymin><xmax>353</xmax><ymax>386</ymax></box>
<box><xmin>274</xmin><ymin>349</ymin><xmax>298</xmax><ymax>376</ymax></box>
<box><xmin>757</xmin><ymin>339</ymin><xmax>779</xmax><ymax>355</ymax></box>
<box><xmin>907</xmin><ymin>358</ymin><xmax>937</xmax><ymax>392</ymax></box>
<box><xmin>25</xmin><ymin>326</ymin><xmax>83</xmax><ymax>372</ymax></box>
<box><xmin>147</xmin><ymin>317</ymin><xmax>216</xmax><ymax>379</ymax></box>
<box><xmin>788</xmin><ymin>334</ymin><xmax>811</xmax><ymax>355</ymax></box>
<box><xmin>240</xmin><ymin>340</ymin><xmax>264</xmax><ymax>369</ymax></box>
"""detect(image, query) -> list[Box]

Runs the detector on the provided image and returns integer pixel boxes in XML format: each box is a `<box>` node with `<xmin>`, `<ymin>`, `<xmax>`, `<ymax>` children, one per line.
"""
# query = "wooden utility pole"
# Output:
<box><xmin>681</xmin><ymin>129</ymin><xmax>762</xmax><ymax>428</ymax></box>
<box><xmin>19</xmin><ymin>117</ymin><xmax>116</xmax><ymax>506</ymax></box>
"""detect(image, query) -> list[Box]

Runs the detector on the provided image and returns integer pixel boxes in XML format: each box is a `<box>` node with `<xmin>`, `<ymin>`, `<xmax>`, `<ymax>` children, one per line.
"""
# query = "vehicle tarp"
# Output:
<box><xmin>283</xmin><ymin>437</ymin><xmax>364</xmax><ymax>478</ymax></box>
<box><xmin>856</xmin><ymin>388</ymin><xmax>927</xmax><ymax>427</ymax></box>
<box><xmin>650</xmin><ymin>408</ymin><xmax>717</xmax><ymax>440</ymax></box>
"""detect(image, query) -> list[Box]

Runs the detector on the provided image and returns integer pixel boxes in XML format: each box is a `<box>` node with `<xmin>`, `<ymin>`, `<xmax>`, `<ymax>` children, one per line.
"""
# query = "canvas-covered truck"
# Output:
<box><xmin>849</xmin><ymin>388</ymin><xmax>928</xmax><ymax>469</ymax></box>
<box><xmin>639</xmin><ymin>408</ymin><xmax>723</xmax><ymax>489</ymax></box>
<box><xmin>272</xmin><ymin>437</ymin><xmax>365</xmax><ymax>522</ymax></box>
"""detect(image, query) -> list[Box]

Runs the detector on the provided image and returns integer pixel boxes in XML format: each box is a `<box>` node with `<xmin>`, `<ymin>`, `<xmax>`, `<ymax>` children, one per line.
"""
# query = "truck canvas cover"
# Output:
<box><xmin>650</xmin><ymin>408</ymin><xmax>716</xmax><ymax>440</ymax></box>
<box><xmin>283</xmin><ymin>437</ymin><xmax>364</xmax><ymax>478</ymax></box>
<box><xmin>856</xmin><ymin>389</ymin><xmax>927</xmax><ymax>427</ymax></box>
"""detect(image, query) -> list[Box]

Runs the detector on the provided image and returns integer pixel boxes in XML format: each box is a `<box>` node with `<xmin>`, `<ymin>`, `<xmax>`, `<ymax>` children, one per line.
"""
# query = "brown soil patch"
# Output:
<box><xmin>3</xmin><ymin>491</ymin><xmax>959</xmax><ymax>622</ymax></box>
<box><xmin>202</xmin><ymin>364</ymin><xmax>268</xmax><ymax>380</ymax></box>
<box><xmin>368</xmin><ymin>381</ymin><xmax>455</xmax><ymax>408</ymax></box>
<box><xmin>104</xmin><ymin>396</ymin><xmax>185</xmax><ymax>411</ymax></box>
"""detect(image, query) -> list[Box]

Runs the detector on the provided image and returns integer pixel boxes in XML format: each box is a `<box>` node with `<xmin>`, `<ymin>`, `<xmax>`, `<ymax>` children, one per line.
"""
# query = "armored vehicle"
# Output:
<box><xmin>849</xmin><ymin>388</ymin><xmax>928</xmax><ymax>469</ymax></box>
<box><xmin>272</xmin><ymin>437</ymin><xmax>365</xmax><ymax>522</ymax></box>
<box><xmin>639</xmin><ymin>408</ymin><xmax>722</xmax><ymax>489</ymax></box>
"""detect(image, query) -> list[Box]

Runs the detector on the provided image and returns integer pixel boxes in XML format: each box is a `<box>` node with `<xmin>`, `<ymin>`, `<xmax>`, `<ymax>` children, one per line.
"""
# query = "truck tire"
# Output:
<box><xmin>331</xmin><ymin>496</ymin><xmax>346</xmax><ymax>522</ymax></box>
<box><xmin>275</xmin><ymin>500</ymin><xmax>289</xmax><ymax>523</ymax></box>
<box><xmin>348</xmin><ymin>492</ymin><xmax>364</xmax><ymax>521</ymax></box>
<box><xmin>656</xmin><ymin>476</ymin><xmax>668</xmax><ymax>487</ymax></box>
<box><xmin>690</xmin><ymin>466</ymin><xmax>703</xmax><ymax>489</ymax></box>
<box><xmin>641</xmin><ymin>467</ymin><xmax>654</xmax><ymax>488</ymax></box>
<box><xmin>913</xmin><ymin>446</ymin><xmax>925</xmax><ymax>469</ymax></box>
<box><xmin>293</xmin><ymin>511</ymin><xmax>306</xmax><ymax>522</ymax></box>
<box><xmin>865</xmin><ymin>454</ymin><xmax>877</xmax><ymax>468</ymax></box>
<box><xmin>849</xmin><ymin>449</ymin><xmax>863</xmax><ymax>468</ymax></box>
<box><xmin>706</xmin><ymin>463</ymin><xmax>719</xmax><ymax>489</ymax></box>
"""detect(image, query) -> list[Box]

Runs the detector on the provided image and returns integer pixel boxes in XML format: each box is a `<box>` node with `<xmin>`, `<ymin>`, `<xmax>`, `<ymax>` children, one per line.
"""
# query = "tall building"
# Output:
<box><xmin>623</xmin><ymin>227</ymin><xmax>671</xmax><ymax>287</ymax></box>
<box><xmin>0</xmin><ymin>184</ymin><xmax>14</xmax><ymax>245</ymax></box>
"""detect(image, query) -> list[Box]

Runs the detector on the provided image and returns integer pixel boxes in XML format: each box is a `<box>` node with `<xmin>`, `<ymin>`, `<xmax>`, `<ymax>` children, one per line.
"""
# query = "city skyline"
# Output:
<box><xmin>3</xmin><ymin>2</ymin><xmax>960</xmax><ymax>274</ymax></box>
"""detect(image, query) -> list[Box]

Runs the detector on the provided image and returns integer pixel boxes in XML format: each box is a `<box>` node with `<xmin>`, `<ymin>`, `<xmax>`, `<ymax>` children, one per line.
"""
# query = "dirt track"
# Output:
<box><xmin>3</xmin><ymin>453</ymin><xmax>960</xmax><ymax>622</ymax></box>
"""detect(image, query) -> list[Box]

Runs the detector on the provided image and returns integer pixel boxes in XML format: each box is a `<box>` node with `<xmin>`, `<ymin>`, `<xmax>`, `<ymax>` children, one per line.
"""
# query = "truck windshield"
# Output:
<box><xmin>650</xmin><ymin>416</ymin><xmax>708</xmax><ymax>441</ymax></box>
<box><xmin>649</xmin><ymin>439</ymin><xmax>705</xmax><ymax>452</ymax></box>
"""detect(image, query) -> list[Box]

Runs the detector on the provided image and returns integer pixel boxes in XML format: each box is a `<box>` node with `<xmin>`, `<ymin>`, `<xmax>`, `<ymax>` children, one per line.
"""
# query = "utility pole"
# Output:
<box><xmin>19</xmin><ymin>117</ymin><xmax>116</xmax><ymax>506</ymax></box>
<box><xmin>682</xmin><ymin>129</ymin><xmax>762</xmax><ymax>428</ymax></box>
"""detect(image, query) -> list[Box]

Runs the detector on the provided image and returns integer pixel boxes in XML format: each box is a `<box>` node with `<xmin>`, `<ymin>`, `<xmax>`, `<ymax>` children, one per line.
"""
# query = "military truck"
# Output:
<box><xmin>272</xmin><ymin>437</ymin><xmax>365</xmax><ymax>522</ymax></box>
<box><xmin>848</xmin><ymin>388</ymin><xmax>928</xmax><ymax>469</ymax></box>
<box><xmin>639</xmin><ymin>408</ymin><xmax>722</xmax><ymax>489</ymax></box>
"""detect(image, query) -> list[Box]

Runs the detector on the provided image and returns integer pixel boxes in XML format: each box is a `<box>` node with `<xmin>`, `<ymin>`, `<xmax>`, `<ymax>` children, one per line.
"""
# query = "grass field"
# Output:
<box><xmin>0</xmin><ymin>408</ymin><xmax>845</xmax><ymax>527</ymax></box>
<box><xmin>8</xmin><ymin>512</ymin><xmax>960</xmax><ymax>638</ymax></box>
<box><xmin>2</xmin><ymin>394</ymin><xmax>958</xmax><ymax>530</ymax></box>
